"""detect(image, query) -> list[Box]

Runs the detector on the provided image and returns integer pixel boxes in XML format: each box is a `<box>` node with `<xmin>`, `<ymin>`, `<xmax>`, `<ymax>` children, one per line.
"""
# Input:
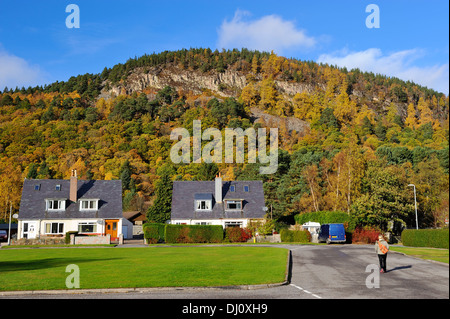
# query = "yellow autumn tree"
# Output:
<box><xmin>259</xmin><ymin>77</ymin><xmax>278</xmax><ymax>111</ymax></box>
<box><xmin>239</xmin><ymin>83</ymin><xmax>260</xmax><ymax>108</ymax></box>
<box><xmin>417</xmin><ymin>97</ymin><xmax>433</xmax><ymax>126</ymax></box>
<box><xmin>405</xmin><ymin>103</ymin><xmax>418</xmax><ymax>129</ymax></box>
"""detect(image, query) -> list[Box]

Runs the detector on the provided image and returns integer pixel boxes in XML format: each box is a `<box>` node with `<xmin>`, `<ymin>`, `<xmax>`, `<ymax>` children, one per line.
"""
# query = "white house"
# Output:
<box><xmin>17</xmin><ymin>170</ymin><xmax>133</xmax><ymax>240</ymax></box>
<box><xmin>169</xmin><ymin>174</ymin><xmax>266</xmax><ymax>228</ymax></box>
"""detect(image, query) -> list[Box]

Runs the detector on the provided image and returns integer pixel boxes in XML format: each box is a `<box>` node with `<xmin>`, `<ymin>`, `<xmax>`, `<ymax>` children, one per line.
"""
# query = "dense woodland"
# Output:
<box><xmin>0</xmin><ymin>48</ymin><xmax>448</xmax><ymax>233</ymax></box>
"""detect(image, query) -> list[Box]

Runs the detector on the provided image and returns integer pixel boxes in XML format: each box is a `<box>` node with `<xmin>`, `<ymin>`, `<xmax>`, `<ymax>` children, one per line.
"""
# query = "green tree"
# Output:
<box><xmin>147</xmin><ymin>164</ymin><xmax>175</xmax><ymax>223</ymax></box>
<box><xmin>119</xmin><ymin>160</ymin><xmax>132</xmax><ymax>191</ymax></box>
<box><xmin>351</xmin><ymin>160</ymin><xmax>413</xmax><ymax>231</ymax></box>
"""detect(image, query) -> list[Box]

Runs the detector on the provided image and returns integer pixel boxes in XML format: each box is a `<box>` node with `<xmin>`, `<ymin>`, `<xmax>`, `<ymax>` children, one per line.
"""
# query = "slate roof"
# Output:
<box><xmin>171</xmin><ymin>180</ymin><xmax>266</xmax><ymax>220</ymax></box>
<box><xmin>18</xmin><ymin>178</ymin><xmax>123</xmax><ymax>220</ymax></box>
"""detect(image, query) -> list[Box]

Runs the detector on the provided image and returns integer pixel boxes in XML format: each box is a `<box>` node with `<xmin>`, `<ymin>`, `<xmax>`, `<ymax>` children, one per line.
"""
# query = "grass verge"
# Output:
<box><xmin>0</xmin><ymin>246</ymin><xmax>288</xmax><ymax>291</ymax></box>
<box><xmin>390</xmin><ymin>246</ymin><xmax>449</xmax><ymax>264</ymax></box>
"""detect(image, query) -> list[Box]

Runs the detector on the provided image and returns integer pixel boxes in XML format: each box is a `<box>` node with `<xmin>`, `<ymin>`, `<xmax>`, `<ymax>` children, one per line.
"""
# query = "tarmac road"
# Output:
<box><xmin>1</xmin><ymin>244</ymin><xmax>448</xmax><ymax>300</ymax></box>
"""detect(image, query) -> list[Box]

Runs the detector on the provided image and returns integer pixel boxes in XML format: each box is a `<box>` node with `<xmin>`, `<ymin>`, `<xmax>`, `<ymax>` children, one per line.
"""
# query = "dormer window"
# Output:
<box><xmin>194</xmin><ymin>193</ymin><xmax>212</xmax><ymax>211</ymax></box>
<box><xmin>46</xmin><ymin>199</ymin><xmax>66</xmax><ymax>211</ymax></box>
<box><xmin>196</xmin><ymin>200</ymin><xmax>211</xmax><ymax>210</ymax></box>
<box><xmin>225</xmin><ymin>200</ymin><xmax>242</xmax><ymax>210</ymax></box>
<box><xmin>79</xmin><ymin>199</ymin><xmax>98</xmax><ymax>211</ymax></box>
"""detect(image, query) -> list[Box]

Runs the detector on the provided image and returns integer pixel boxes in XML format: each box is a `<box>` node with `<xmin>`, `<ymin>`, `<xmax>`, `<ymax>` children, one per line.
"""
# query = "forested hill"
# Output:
<box><xmin>0</xmin><ymin>48</ymin><xmax>448</xmax><ymax>230</ymax></box>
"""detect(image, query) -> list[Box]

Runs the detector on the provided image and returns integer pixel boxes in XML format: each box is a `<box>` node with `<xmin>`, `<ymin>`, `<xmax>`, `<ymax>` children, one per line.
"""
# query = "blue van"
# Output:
<box><xmin>318</xmin><ymin>223</ymin><xmax>346</xmax><ymax>244</ymax></box>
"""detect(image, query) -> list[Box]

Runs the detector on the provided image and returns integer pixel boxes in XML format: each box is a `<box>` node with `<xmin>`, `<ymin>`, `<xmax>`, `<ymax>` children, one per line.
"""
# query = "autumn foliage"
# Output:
<box><xmin>0</xmin><ymin>49</ymin><xmax>448</xmax><ymax>231</ymax></box>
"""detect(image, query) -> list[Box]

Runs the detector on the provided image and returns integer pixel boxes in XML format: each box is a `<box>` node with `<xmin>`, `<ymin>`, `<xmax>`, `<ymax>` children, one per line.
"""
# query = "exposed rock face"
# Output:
<box><xmin>250</xmin><ymin>107</ymin><xmax>310</xmax><ymax>133</ymax></box>
<box><xmin>106</xmin><ymin>67</ymin><xmax>248</xmax><ymax>97</ymax></box>
<box><xmin>103</xmin><ymin>65</ymin><xmax>317</xmax><ymax>99</ymax></box>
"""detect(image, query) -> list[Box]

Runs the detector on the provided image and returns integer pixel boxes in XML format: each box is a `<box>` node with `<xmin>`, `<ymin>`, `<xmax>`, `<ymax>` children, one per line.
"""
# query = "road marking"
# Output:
<box><xmin>290</xmin><ymin>284</ymin><xmax>322</xmax><ymax>299</ymax></box>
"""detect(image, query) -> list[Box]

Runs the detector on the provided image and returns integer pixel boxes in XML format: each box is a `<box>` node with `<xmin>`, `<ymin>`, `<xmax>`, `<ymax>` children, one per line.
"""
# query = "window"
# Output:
<box><xmin>78</xmin><ymin>222</ymin><xmax>97</xmax><ymax>233</ymax></box>
<box><xmin>45</xmin><ymin>222</ymin><xmax>64</xmax><ymax>234</ymax></box>
<box><xmin>226</xmin><ymin>200</ymin><xmax>242</xmax><ymax>210</ymax></box>
<box><xmin>195</xmin><ymin>222</ymin><xmax>211</xmax><ymax>225</ymax></box>
<box><xmin>243</xmin><ymin>185</ymin><xmax>249</xmax><ymax>192</ymax></box>
<box><xmin>230</xmin><ymin>185</ymin><xmax>235</xmax><ymax>192</ymax></box>
<box><xmin>34</xmin><ymin>184</ymin><xmax>40</xmax><ymax>191</ymax></box>
<box><xmin>79</xmin><ymin>199</ymin><xmax>98</xmax><ymax>211</ymax></box>
<box><xmin>196</xmin><ymin>200</ymin><xmax>211</xmax><ymax>211</ymax></box>
<box><xmin>225</xmin><ymin>221</ymin><xmax>243</xmax><ymax>228</ymax></box>
<box><xmin>55</xmin><ymin>184</ymin><xmax>61</xmax><ymax>191</ymax></box>
<box><xmin>46</xmin><ymin>199</ymin><xmax>66</xmax><ymax>211</ymax></box>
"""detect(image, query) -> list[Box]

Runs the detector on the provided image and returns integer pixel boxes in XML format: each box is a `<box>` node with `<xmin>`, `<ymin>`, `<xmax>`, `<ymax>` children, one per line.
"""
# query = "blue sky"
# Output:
<box><xmin>0</xmin><ymin>0</ymin><xmax>448</xmax><ymax>93</ymax></box>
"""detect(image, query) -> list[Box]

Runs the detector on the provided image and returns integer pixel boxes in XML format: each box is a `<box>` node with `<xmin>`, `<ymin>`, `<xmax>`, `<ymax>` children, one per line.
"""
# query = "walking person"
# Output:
<box><xmin>375</xmin><ymin>234</ymin><xmax>389</xmax><ymax>273</ymax></box>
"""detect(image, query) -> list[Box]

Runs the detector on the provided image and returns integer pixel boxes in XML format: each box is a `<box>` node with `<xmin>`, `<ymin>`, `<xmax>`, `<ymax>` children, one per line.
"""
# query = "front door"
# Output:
<box><xmin>105</xmin><ymin>220</ymin><xmax>118</xmax><ymax>238</ymax></box>
<box><xmin>22</xmin><ymin>222</ymin><xmax>37</xmax><ymax>239</ymax></box>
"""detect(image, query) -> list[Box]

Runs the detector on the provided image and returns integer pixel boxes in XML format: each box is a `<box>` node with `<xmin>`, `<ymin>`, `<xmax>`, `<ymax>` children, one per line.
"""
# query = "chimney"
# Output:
<box><xmin>70</xmin><ymin>169</ymin><xmax>77</xmax><ymax>203</ymax></box>
<box><xmin>215</xmin><ymin>173</ymin><xmax>222</xmax><ymax>203</ymax></box>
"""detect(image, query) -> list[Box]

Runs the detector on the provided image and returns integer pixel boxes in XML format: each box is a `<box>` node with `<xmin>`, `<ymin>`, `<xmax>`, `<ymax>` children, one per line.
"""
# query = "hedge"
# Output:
<box><xmin>225</xmin><ymin>227</ymin><xmax>252</xmax><ymax>242</ymax></box>
<box><xmin>143</xmin><ymin>223</ymin><xmax>166</xmax><ymax>244</ymax></box>
<box><xmin>401</xmin><ymin>229</ymin><xmax>449</xmax><ymax>249</ymax></box>
<box><xmin>165</xmin><ymin>225</ymin><xmax>224</xmax><ymax>243</ymax></box>
<box><xmin>294</xmin><ymin>211</ymin><xmax>351</xmax><ymax>226</ymax></box>
<box><xmin>280</xmin><ymin>229</ymin><xmax>311</xmax><ymax>243</ymax></box>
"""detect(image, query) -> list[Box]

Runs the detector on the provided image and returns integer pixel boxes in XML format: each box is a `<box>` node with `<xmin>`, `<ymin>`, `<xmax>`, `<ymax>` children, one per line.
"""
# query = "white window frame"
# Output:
<box><xmin>46</xmin><ymin>199</ymin><xmax>66</xmax><ymax>211</ymax></box>
<box><xmin>225</xmin><ymin>221</ymin><xmax>243</xmax><ymax>228</ymax></box>
<box><xmin>45</xmin><ymin>222</ymin><xmax>64</xmax><ymax>234</ymax></box>
<box><xmin>78</xmin><ymin>222</ymin><xmax>98</xmax><ymax>233</ymax></box>
<box><xmin>195</xmin><ymin>222</ymin><xmax>211</xmax><ymax>225</ymax></box>
<box><xmin>225</xmin><ymin>200</ymin><xmax>242</xmax><ymax>210</ymax></box>
<box><xmin>195</xmin><ymin>200</ymin><xmax>211</xmax><ymax>211</ymax></box>
<box><xmin>79</xmin><ymin>199</ymin><xmax>98</xmax><ymax>211</ymax></box>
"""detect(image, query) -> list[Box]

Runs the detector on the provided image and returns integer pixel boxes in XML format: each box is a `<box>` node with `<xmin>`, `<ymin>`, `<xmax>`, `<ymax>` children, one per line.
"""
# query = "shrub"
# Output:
<box><xmin>401</xmin><ymin>229</ymin><xmax>449</xmax><ymax>249</ymax></box>
<box><xmin>225</xmin><ymin>227</ymin><xmax>253</xmax><ymax>242</ymax></box>
<box><xmin>165</xmin><ymin>225</ymin><xmax>224</xmax><ymax>243</ymax></box>
<box><xmin>280</xmin><ymin>229</ymin><xmax>311</xmax><ymax>243</ymax></box>
<box><xmin>352</xmin><ymin>227</ymin><xmax>380</xmax><ymax>244</ymax></box>
<box><xmin>65</xmin><ymin>231</ymin><xmax>78</xmax><ymax>244</ymax></box>
<box><xmin>295</xmin><ymin>211</ymin><xmax>352</xmax><ymax>229</ymax></box>
<box><xmin>143</xmin><ymin>223</ymin><xmax>165</xmax><ymax>244</ymax></box>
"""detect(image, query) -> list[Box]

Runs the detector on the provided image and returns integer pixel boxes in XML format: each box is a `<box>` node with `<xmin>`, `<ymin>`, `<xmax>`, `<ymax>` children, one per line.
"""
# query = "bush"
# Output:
<box><xmin>280</xmin><ymin>229</ymin><xmax>311</xmax><ymax>243</ymax></box>
<box><xmin>65</xmin><ymin>231</ymin><xmax>78</xmax><ymax>244</ymax></box>
<box><xmin>295</xmin><ymin>211</ymin><xmax>351</xmax><ymax>228</ymax></box>
<box><xmin>401</xmin><ymin>229</ymin><xmax>449</xmax><ymax>249</ymax></box>
<box><xmin>352</xmin><ymin>227</ymin><xmax>380</xmax><ymax>244</ymax></box>
<box><xmin>225</xmin><ymin>227</ymin><xmax>253</xmax><ymax>242</ymax></box>
<box><xmin>143</xmin><ymin>223</ymin><xmax>165</xmax><ymax>244</ymax></box>
<box><xmin>165</xmin><ymin>225</ymin><xmax>224</xmax><ymax>243</ymax></box>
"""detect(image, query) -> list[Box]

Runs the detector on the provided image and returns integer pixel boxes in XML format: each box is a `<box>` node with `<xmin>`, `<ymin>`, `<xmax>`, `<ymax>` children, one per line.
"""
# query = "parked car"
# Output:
<box><xmin>0</xmin><ymin>230</ymin><xmax>7</xmax><ymax>242</ymax></box>
<box><xmin>318</xmin><ymin>223</ymin><xmax>346</xmax><ymax>244</ymax></box>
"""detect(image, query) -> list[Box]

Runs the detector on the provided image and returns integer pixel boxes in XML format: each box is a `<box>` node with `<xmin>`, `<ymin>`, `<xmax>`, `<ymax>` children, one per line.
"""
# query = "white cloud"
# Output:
<box><xmin>217</xmin><ymin>10</ymin><xmax>316</xmax><ymax>54</ymax></box>
<box><xmin>0</xmin><ymin>46</ymin><xmax>48</xmax><ymax>89</ymax></box>
<box><xmin>318</xmin><ymin>48</ymin><xmax>449</xmax><ymax>94</ymax></box>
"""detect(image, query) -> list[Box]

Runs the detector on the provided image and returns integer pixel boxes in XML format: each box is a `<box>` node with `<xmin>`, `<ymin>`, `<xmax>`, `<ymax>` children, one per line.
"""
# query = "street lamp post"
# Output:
<box><xmin>408</xmin><ymin>184</ymin><xmax>418</xmax><ymax>230</ymax></box>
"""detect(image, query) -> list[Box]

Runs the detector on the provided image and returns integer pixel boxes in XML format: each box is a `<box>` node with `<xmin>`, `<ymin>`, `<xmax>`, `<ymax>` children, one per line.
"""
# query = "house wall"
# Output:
<box><xmin>17</xmin><ymin>218</ymin><xmax>130</xmax><ymax>239</ymax></box>
<box><xmin>169</xmin><ymin>218</ymin><xmax>264</xmax><ymax>228</ymax></box>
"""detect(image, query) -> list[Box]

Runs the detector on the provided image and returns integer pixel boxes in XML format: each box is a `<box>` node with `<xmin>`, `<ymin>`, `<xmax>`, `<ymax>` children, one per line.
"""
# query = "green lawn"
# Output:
<box><xmin>390</xmin><ymin>246</ymin><xmax>449</xmax><ymax>264</ymax></box>
<box><xmin>0</xmin><ymin>246</ymin><xmax>288</xmax><ymax>291</ymax></box>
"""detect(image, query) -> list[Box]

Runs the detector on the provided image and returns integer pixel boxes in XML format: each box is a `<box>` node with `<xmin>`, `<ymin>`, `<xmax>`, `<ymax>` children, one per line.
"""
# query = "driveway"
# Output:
<box><xmin>1</xmin><ymin>244</ymin><xmax>448</xmax><ymax>299</ymax></box>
